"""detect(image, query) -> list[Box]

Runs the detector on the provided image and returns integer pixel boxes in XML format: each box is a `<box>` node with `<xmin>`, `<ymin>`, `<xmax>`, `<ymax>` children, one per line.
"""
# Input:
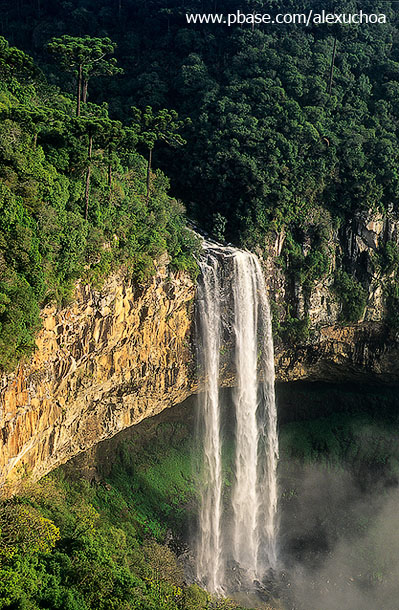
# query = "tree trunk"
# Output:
<box><xmin>108</xmin><ymin>164</ymin><xmax>112</xmax><ymax>203</ymax></box>
<box><xmin>76</xmin><ymin>64</ymin><xmax>82</xmax><ymax>116</ymax></box>
<box><xmin>82</xmin><ymin>79</ymin><xmax>88</xmax><ymax>103</ymax></box>
<box><xmin>84</xmin><ymin>133</ymin><xmax>93</xmax><ymax>220</ymax></box>
<box><xmin>108</xmin><ymin>152</ymin><xmax>113</xmax><ymax>203</ymax></box>
<box><xmin>146</xmin><ymin>148</ymin><xmax>152</xmax><ymax>203</ymax></box>
<box><xmin>328</xmin><ymin>38</ymin><xmax>337</xmax><ymax>96</ymax></box>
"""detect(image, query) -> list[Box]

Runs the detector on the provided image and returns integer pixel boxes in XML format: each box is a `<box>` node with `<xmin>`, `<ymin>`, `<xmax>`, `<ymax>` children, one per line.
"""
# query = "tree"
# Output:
<box><xmin>96</xmin><ymin>119</ymin><xmax>128</xmax><ymax>199</ymax></box>
<box><xmin>47</xmin><ymin>35</ymin><xmax>121</xmax><ymax>116</ymax></box>
<box><xmin>0</xmin><ymin>36</ymin><xmax>37</xmax><ymax>79</ymax></box>
<box><xmin>8</xmin><ymin>106</ymin><xmax>49</xmax><ymax>150</ymax></box>
<box><xmin>81</xmin><ymin>50</ymin><xmax>123</xmax><ymax>104</ymax></box>
<box><xmin>328</xmin><ymin>37</ymin><xmax>338</xmax><ymax>95</ymax></box>
<box><xmin>131</xmin><ymin>106</ymin><xmax>190</xmax><ymax>201</ymax></box>
<box><xmin>0</xmin><ymin>503</ymin><xmax>60</xmax><ymax>557</ymax></box>
<box><xmin>73</xmin><ymin>116</ymin><xmax>125</xmax><ymax>219</ymax></box>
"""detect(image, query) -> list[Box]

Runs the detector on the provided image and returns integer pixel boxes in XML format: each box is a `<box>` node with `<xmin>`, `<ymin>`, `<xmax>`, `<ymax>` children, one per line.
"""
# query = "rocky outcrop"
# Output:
<box><xmin>265</xmin><ymin>207</ymin><xmax>399</xmax><ymax>329</ymax></box>
<box><xmin>0</xmin><ymin>264</ymin><xmax>196</xmax><ymax>495</ymax></box>
<box><xmin>264</xmin><ymin>208</ymin><xmax>399</xmax><ymax>383</ymax></box>
<box><xmin>275</xmin><ymin>323</ymin><xmax>399</xmax><ymax>383</ymax></box>
<box><xmin>2</xmin><ymin>221</ymin><xmax>399</xmax><ymax>496</ymax></box>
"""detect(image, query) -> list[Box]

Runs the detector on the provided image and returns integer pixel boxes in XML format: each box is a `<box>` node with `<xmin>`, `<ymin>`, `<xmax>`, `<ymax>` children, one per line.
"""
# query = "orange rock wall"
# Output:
<box><xmin>0</xmin><ymin>267</ymin><xmax>196</xmax><ymax>495</ymax></box>
<box><xmin>1</xmin><ymin>263</ymin><xmax>398</xmax><ymax>496</ymax></box>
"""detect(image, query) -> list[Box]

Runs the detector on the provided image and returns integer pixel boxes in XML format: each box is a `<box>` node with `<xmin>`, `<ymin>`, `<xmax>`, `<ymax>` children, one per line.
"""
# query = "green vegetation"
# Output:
<box><xmin>0</xmin><ymin>475</ymin><xmax>200</xmax><ymax>610</ymax></box>
<box><xmin>132</xmin><ymin>106</ymin><xmax>190</xmax><ymax>202</ymax></box>
<box><xmin>2</xmin><ymin>1</ymin><xmax>399</xmax><ymax>326</ymax></box>
<box><xmin>333</xmin><ymin>269</ymin><xmax>367</xmax><ymax>322</ymax></box>
<box><xmin>376</xmin><ymin>240</ymin><xmax>399</xmax><ymax>275</ymax></box>
<box><xmin>277</xmin><ymin>313</ymin><xmax>311</xmax><ymax>344</ymax></box>
<box><xmin>278</xmin><ymin>385</ymin><xmax>399</xmax><ymax>606</ymax></box>
<box><xmin>385</xmin><ymin>281</ymin><xmax>399</xmax><ymax>330</ymax></box>
<box><xmin>2</xmin><ymin>0</ymin><xmax>399</xmax><ymax>360</ymax></box>
<box><xmin>374</xmin><ymin>241</ymin><xmax>399</xmax><ymax>330</ymax></box>
<box><xmin>278</xmin><ymin>381</ymin><xmax>399</xmax><ymax>469</ymax></box>
<box><xmin>0</xmin><ymin>36</ymin><xmax>198</xmax><ymax>371</ymax></box>
<box><xmin>2</xmin><ymin>384</ymin><xmax>397</xmax><ymax>609</ymax></box>
<box><xmin>281</xmin><ymin>410</ymin><xmax>399</xmax><ymax>470</ymax></box>
<box><xmin>47</xmin><ymin>35</ymin><xmax>122</xmax><ymax>117</ymax></box>
<box><xmin>0</xmin><ymin>415</ymin><xmax>250</xmax><ymax>610</ymax></box>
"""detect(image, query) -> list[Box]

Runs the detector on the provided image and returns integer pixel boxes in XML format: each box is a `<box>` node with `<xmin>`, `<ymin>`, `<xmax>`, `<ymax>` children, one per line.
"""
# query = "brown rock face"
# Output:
<box><xmin>275</xmin><ymin>323</ymin><xmax>399</xmax><ymax>383</ymax></box>
<box><xmin>0</xmin><ymin>267</ymin><xmax>196</xmax><ymax>495</ymax></box>
<box><xmin>2</xmin><ymin>249</ymin><xmax>399</xmax><ymax>497</ymax></box>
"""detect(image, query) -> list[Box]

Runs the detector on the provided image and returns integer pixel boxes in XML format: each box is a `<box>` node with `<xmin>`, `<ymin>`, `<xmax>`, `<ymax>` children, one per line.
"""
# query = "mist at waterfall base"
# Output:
<box><xmin>186</xmin><ymin>383</ymin><xmax>399</xmax><ymax>609</ymax></box>
<box><xmin>275</xmin><ymin>384</ymin><xmax>399</xmax><ymax>610</ymax></box>
<box><xmin>281</xmin><ymin>467</ymin><xmax>399</xmax><ymax>610</ymax></box>
<box><xmin>192</xmin><ymin>239</ymin><xmax>399</xmax><ymax>608</ymax></box>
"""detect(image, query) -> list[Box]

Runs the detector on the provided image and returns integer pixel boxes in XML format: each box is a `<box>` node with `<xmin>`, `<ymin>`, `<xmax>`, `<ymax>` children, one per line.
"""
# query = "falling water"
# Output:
<box><xmin>196</xmin><ymin>251</ymin><xmax>224</xmax><ymax>593</ymax></box>
<box><xmin>196</xmin><ymin>242</ymin><xmax>278</xmax><ymax>593</ymax></box>
<box><xmin>231</xmin><ymin>251</ymin><xmax>279</xmax><ymax>576</ymax></box>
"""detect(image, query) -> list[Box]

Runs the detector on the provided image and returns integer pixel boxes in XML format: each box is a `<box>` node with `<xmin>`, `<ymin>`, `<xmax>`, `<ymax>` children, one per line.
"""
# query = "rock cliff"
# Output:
<box><xmin>0</xmin><ymin>264</ymin><xmax>196</xmax><ymax>495</ymax></box>
<box><xmin>2</xmin><ymin>220</ymin><xmax>399</xmax><ymax>495</ymax></box>
<box><xmin>266</xmin><ymin>207</ymin><xmax>399</xmax><ymax>327</ymax></box>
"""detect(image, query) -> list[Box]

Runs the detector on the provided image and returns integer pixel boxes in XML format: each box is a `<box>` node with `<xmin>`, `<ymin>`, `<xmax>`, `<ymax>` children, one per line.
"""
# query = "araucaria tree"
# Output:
<box><xmin>73</xmin><ymin>116</ymin><xmax>124</xmax><ymax>219</ymax></box>
<box><xmin>47</xmin><ymin>35</ymin><xmax>122</xmax><ymax>116</ymax></box>
<box><xmin>132</xmin><ymin>106</ymin><xmax>189</xmax><ymax>201</ymax></box>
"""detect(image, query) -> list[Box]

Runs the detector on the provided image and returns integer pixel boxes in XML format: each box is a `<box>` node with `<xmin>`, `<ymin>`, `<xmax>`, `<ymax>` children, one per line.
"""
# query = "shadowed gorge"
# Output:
<box><xmin>9</xmin><ymin>381</ymin><xmax>396</xmax><ymax>610</ymax></box>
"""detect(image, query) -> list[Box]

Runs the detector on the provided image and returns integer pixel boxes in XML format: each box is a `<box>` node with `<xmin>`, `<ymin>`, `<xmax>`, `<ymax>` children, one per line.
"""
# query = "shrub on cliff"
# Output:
<box><xmin>334</xmin><ymin>270</ymin><xmax>367</xmax><ymax>323</ymax></box>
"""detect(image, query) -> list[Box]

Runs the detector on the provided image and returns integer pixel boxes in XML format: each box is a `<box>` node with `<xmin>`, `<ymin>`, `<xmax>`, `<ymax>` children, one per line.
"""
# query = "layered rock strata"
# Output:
<box><xmin>0</xmin><ymin>266</ymin><xmax>195</xmax><ymax>495</ymax></box>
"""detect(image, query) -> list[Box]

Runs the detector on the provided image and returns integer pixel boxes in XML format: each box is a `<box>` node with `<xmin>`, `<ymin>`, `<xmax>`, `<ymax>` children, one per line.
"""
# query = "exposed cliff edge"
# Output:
<box><xmin>267</xmin><ymin>207</ymin><xmax>399</xmax><ymax>381</ymax></box>
<box><xmin>2</xmin><ymin>234</ymin><xmax>399</xmax><ymax>495</ymax></box>
<box><xmin>0</xmin><ymin>264</ymin><xmax>196</xmax><ymax>495</ymax></box>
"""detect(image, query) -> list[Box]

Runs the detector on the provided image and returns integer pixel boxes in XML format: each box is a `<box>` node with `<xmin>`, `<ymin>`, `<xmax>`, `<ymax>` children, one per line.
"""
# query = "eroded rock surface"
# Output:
<box><xmin>0</xmin><ymin>266</ymin><xmax>196</xmax><ymax>494</ymax></box>
<box><xmin>2</xmin><ymin>230</ymin><xmax>399</xmax><ymax>495</ymax></box>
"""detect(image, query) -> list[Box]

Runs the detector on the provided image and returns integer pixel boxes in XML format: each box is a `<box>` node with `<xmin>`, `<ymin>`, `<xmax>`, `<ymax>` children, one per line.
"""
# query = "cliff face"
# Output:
<box><xmin>267</xmin><ymin>207</ymin><xmax>399</xmax><ymax>382</ymax></box>
<box><xmin>2</xmin><ymin>219</ymin><xmax>399</xmax><ymax>495</ymax></box>
<box><xmin>275</xmin><ymin>323</ymin><xmax>399</xmax><ymax>383</ymax></box>
<box><xmin>0</xmin><ymin>265</ymin><xmax>196</xmax><ymax>495</ymax></box>
<box><xmin>266</xmin><ymin>207</ymin><xmax>399</xmax><ymax>327</ymax></box>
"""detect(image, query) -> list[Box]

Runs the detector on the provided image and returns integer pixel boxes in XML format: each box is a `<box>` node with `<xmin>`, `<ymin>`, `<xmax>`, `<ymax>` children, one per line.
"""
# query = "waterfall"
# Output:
<box><xmin>196</xmin><ymin>242</ymin><xmax>279</xmax><ymax>593</ymax></box>
<box><xmin>196</xmin><ymin>252</ymin><xmax>224</xmax><ymax>593</ymax></box>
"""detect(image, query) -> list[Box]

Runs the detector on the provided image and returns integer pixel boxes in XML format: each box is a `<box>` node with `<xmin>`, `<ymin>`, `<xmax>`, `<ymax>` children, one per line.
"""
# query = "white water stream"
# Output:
<box><xmin>196</xmin><ymin>242</ymin><xmax>278</xmax><ymax>593</ymax></box>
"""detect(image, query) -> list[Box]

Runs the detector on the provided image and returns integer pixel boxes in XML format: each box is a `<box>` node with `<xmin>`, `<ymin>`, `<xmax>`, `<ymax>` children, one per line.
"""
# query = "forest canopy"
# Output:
<box><xmin>0</xmin><ymin>35</ymin><xmax>197</xmax><ymax>371</ymax></box>
<box><xmin>2</xmin><ymin>0</ymin><xmax>399</xmax><ymax>364</ymax></box>
<box><xmin>1</xmin><ymin>0</ymin><xmax>397</xmax><ymax>242</ymax></box>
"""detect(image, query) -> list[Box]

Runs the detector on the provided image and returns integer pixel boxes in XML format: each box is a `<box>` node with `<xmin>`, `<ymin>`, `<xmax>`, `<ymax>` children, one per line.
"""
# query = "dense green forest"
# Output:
<box><xmin>2</xmin><ymin>0</ymin><xmax>399</xmax><ymax>242</ymax></box>
<box><xmin>0</xmin><ymin>35</ymin><xmax>197</xmax><ymax>371</ymax></box>
<box><xmin>1</xmin><ymin>0</ymin><xmax>399</xmax><ymax>354</ymax></box>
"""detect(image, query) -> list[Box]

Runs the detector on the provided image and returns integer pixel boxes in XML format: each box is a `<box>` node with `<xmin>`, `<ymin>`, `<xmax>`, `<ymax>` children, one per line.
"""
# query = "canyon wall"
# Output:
<box><xmin>0</xmin><ymin>263</ymin><xmax>196</xmax><ymax>495</ymax></box>
<box><xmin>267</xmin><ymin>207</ymin><xmax>399</xmax><ymax>325</ymax></box>
<box><xmin>266</xmin><ymin>207</ymin><xmax>399</xmax><ymax>381</ymax></box>
<box><xmin>2</xmin><ymin>215</ymin><xmax>399</xmax><ymax>495</ymax></box>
